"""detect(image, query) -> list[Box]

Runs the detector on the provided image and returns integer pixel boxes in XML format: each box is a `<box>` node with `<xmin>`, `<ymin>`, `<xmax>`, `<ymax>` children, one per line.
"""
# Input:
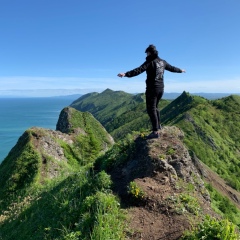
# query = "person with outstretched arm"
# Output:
<box><xmin>118</xmin><ymin>44</ymin><xmax>186</xmax><ymax>139</ymax></box>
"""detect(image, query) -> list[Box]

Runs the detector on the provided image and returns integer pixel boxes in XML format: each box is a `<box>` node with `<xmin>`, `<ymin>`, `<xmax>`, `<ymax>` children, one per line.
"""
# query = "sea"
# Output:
<box><xmin>0</xmin><ymin>96</ymin><xmax>79</xmax><ymax>164</ymax></box>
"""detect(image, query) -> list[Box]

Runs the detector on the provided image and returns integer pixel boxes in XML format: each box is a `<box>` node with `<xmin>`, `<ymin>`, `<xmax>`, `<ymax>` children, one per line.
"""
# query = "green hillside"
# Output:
<box><xmin>162</xmin><ymin>93</ymin><xmax>240</xmax><ymax>190</ymax></box>
<box><xmin>0</xmin><ymin>107</ymin><xmax>121</xmax><ymax>240</ymax></box>
<box><xmin>71</xmin><ymin>88</ymin><xmax>171</xmax><ymax>140</ymax></box>
<box><xmin>71</xmin><ymin>88</ymin><xmax>144</xmax><ymax>126</ymax></box>
<box><xmin>0</xmin><ymin>107</ymin><xmax>114</xmax><ymax>200</ymax></box>
<box><xmin>71</xmin><ymin>90</ymin><xmax>240</xmax><ymax>191</ymax></box>
<box><xmin>1</xmin><ymin>91</ymin><xmax>240</xmax><ymax>239</ymax></box>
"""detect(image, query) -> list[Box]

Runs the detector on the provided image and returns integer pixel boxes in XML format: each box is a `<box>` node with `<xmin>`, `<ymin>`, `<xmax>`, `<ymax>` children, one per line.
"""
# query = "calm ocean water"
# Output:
<box><xmin>0</xmin><ymin>97</ymin><xmax>78</xmax><ymax>163</ymax></box>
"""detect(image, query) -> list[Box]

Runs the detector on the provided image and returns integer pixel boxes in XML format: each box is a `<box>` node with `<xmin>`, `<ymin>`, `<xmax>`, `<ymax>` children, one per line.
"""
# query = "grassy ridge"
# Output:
<box><xmin>0</xmin><ymin>130</ymin><xmax>41</xmax><ymax>198</ymax></box>
<box><xmin>0</xmin><ymin>169</ymin><xmax>125</xmax><ymax>240</ymax></box>
<box><xmin>71</xmin><ymin>89</ymin><xmax>171</xmax><ymax>140</ymax></box>
<box><xmin>71</xmin><ymin>89</ymin><xmax>144</xmax><ymax>126</ymax></box>
<box><xmin>163</xmin><ymin>94</ymin><xmax>240</xmax><ymax>191</ymax></box>
<box><xmin>1</xmin><ymin>90</ymin><xmax>240</xmax><ymax>239</ymax></box>
<box><xmin>71</xmin><ymin>90</ymin><xmax>240</xmax><ymax>191</ymax></box>
<box><xmin>0</xmin><ymin>106</ymin><xmax>125</xmax><ymax>239</ymax></box>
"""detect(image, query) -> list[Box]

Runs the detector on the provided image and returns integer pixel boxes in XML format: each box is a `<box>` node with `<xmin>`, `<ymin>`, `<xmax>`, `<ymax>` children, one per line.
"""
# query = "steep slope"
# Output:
<box><xmin>162</xmin><ymin>93</ymin><xmax>240</xmax><ymax>191</ymax></box>
<box><xmin>0</xmin><ymin>107</ymin><xmax>114</xmax><ymax>199</ymax></box>
<box><xmin>95</xmin><ymin>126</ymin><xmax>221</xmax><ymax>239</ymax></box>
<box><xmin>197</xmin><ymin>159</ymin><xmax>240</xmax><ymax>209</ymax></box>
<box><xmin>212</xmin><ymin>95</ymin><xmax>240</xmax><ymax>149</ymax></box>
<box><xmin>71</xmin><ymin>90</ymin><xmax>240</xmax><ymax>215</ymax></box>
<box><xmin>0</xmin><ymin>127</ymin><xmax>74</xmax><ymax>197</ymax></box>
<box><xmin>56</xmin><ymin>106</ymin><xmax>114</xmax><ymax>151</ymax></box>
<box><xmin>71</xmin><ymin>88</ymin><xmax>171</xmax><ymax>140</ymax></box>
<box><xmin>71</xmin><ymin>88</ymin><xmax>144</xmax><ymax>126</ymax></box>
<box><xmin>0</xmin><ymin>107</ymin><xmax>119</xmax><ymax>240</ymax></box>
<box><xmin>70</xmin><ymin>89</ymin><xmax>240</xmax><ymax>192</ymax></box>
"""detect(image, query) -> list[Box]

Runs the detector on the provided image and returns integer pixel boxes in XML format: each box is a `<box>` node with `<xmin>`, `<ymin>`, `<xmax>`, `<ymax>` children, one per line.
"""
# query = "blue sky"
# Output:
<box><xmin>0</xmin><ymin>0</ymin><xmax>240</xmax><ymax>96</ymax></box>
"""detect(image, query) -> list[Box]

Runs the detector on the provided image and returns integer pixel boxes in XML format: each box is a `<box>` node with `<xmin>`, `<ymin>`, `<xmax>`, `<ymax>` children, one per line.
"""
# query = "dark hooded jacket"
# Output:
<box><xmin>125</xmin><ymin>53</ymin><xmax>182</xmax><ymax>91</ymax></box>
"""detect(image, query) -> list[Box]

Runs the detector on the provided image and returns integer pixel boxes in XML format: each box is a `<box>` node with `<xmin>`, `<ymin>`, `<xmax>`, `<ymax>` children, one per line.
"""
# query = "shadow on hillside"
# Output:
<box><xmin>0</xmin><ymin>175</ymin><xmax>87</xmax><ymax>240</ymax></box>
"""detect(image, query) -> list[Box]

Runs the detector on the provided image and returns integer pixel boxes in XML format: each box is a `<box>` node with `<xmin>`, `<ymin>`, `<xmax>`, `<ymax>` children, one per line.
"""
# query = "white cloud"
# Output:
<box><xmin>0</xmin><ymin>76</ymin><xmax>239</xmax><ymax>97</ymax></box>
<box><xmin>0</xmin><ymin>76</ymin><xmax>145</xmax><ymax>93</ymax></box>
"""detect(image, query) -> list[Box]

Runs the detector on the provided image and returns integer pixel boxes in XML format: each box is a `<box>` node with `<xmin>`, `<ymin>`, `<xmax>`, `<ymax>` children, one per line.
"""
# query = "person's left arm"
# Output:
<box><xmin>165</xmin><ymin>61</ymin><xmax>186</xmax><ymax>73</ymax></box>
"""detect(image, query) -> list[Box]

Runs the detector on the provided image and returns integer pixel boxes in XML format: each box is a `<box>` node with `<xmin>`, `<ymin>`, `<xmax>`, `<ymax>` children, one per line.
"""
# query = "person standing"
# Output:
<box><xmin>118</xmin><ymin>44</ymin><xmax>186</xmax><ymax>139</ymax></box>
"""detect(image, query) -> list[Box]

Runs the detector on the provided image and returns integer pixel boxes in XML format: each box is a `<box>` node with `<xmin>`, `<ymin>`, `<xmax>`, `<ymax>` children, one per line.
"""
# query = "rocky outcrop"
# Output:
<box><xmin>0</xmin><ymin>107</ymin><xmax>114</xmax><ymax>192</ymax></box>
<box><xmin>56</xmin><ymin>107</ymin><xmax>73</xmax><ymax>134</ymax></box>
<box><xmin>56</xmin><ymin>107</ymin><xmax>114</xmax><ymax>146</ymax></box>
<box><xmin>30</xmin><ymin>127</ymin><xmax>74</xmax><ymax>180</ymax></box>
<box><xmin>109</xmin><ymin>126</ymin><xmax>215</xmax><ymax>240</ymax></box>
<box><xmin>110</xmin><ymin>126</ymin><xmax>210</xmax><ymax>200</ymax></box>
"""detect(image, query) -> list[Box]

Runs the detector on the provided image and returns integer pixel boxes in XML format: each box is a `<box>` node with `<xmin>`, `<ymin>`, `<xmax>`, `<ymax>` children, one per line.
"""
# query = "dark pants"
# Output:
<box><xmin>146</xmin><ymin>89</ymin><xmax>163</xmax><ymax>131</ymax></box>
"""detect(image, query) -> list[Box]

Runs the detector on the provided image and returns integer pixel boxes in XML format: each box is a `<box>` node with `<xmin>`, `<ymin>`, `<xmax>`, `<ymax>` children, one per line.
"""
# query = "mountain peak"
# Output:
<box><xmin>102</xmin><ymin>88</ymin><xmax>114</xmax><ymax>93</ymax></box>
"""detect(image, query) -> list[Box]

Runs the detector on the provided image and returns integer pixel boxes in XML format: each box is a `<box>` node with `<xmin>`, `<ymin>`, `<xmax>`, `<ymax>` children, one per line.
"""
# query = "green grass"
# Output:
<box><xmin>181</xmin><ymin>215</ymin><xmax>239</xmax><ymax>240</ymax></box>
<box><xmin>0</xmin><ymin>106</ymin><xmax>123</xmax><ymax>239</ymax></box>
<box><xmin>0</xmin><ymin>169</ymin><xmax>126</xmax><ymax>240</ymax></box>
<box><xmin>162</xmin><ymin>94</ymin><xmax>240</xmax><ymax>191</ymax></box>
<box><xmin>206</xmin><ymin>183</ymin><xmax>240</xmax><ymax>227</ymax></box>
<box><xmin>95</xmin><ymin>133</ymin><xmax>137</xmax><ymax>171</ymax></box>
<box><xmin>0</xmin><ymin>130</ymin><xmax>41</xmax><ymax>198</ymax></box>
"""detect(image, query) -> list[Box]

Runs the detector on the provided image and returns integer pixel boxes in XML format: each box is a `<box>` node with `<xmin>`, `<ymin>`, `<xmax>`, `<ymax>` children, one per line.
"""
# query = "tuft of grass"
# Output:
<box><xmin>166</xmin><ymin>147</ymin><xmax>176</xmax><ymax>155</ymax></box>
<box><xmin>181</xmin><ymin>215</ymin><xmax>239</xmax><ymax>240</ymax></box>
<box><xmin>81</xmin><ymin>191</ymin><xmax>126</xmax><ymax>240</ymax></box>
<box><xmin>127</xmin><ymin>181</ymin><xmax>145</xmax><ymax>200</ymax></box>
<box><xmin>167</xmin><ymin>192</ymin><xmax>201</xmax><ymax>216</ymax></box>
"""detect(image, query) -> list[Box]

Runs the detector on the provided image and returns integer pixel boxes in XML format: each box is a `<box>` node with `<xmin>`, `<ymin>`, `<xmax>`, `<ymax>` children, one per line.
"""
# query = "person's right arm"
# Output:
<box><xmin>165</xmin><ymin>61</ymin><xmax>186</xmax><ymax>73</ymax></box>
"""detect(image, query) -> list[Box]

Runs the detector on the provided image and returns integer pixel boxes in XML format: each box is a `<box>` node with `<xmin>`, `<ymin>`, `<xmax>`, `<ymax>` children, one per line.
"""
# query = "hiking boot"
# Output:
<box><xmin>147</xmin><ymin>132</ymin><xmax>159</xmax><ymax>139</ymax></box>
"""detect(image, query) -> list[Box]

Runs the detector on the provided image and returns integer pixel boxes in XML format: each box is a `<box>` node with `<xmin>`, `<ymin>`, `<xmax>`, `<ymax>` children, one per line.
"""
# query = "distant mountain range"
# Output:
<box><xmin>0</xmin><ymin>88</ymin><xmax>239</xmax><ymax>99</ymax></box>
